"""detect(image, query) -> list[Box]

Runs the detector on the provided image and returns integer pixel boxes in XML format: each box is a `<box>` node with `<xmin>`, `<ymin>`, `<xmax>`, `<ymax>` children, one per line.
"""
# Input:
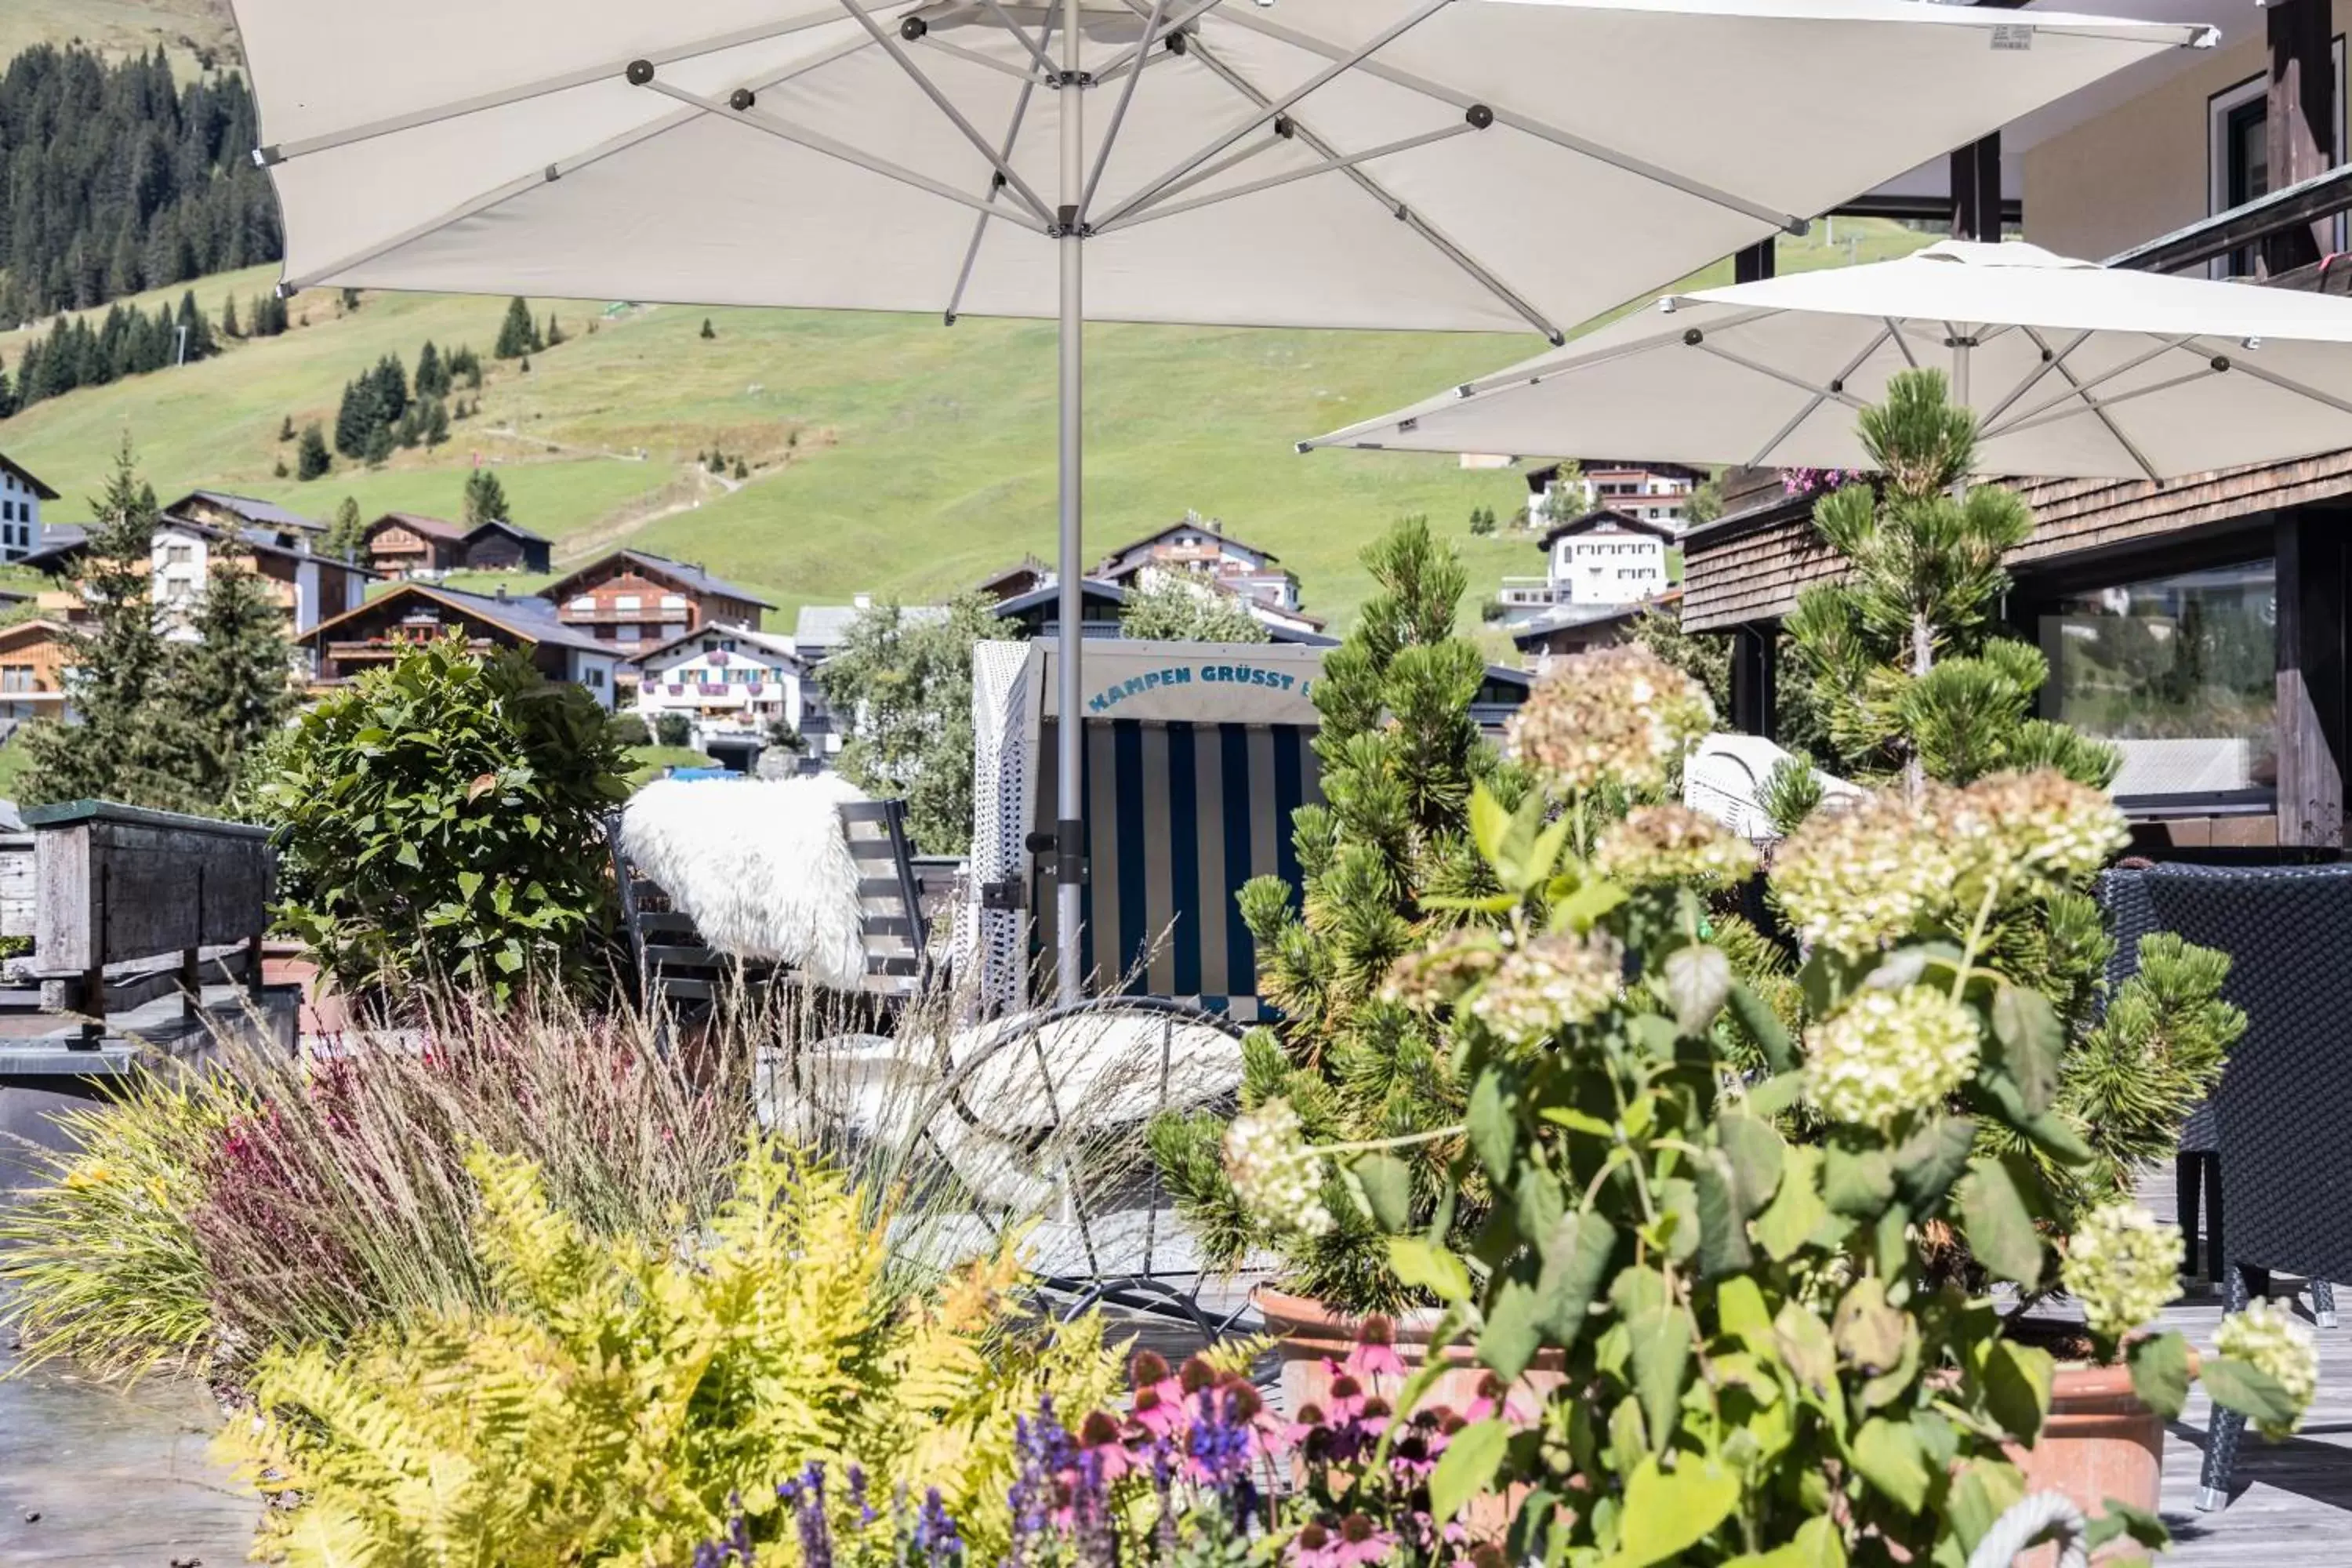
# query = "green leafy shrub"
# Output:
<box><xmin>654</xmin><ymin>710</ymin><xmax>693</xmax><ymax>749</ymax></box>
<box><xmin>222</xmin><ymin>1138</ymin><xmax>1123</xmax><ymax>1568</ymax></box>
<box><xmin>605</xmin><ymin>711</ymin><xmax>652</xmax><ymax>748</ymax></box>
<box><xmin>257</xmin><ymin>633</ymin><xmax>630</xmax><ymax>1001</ymax></box>
<box><xmin>1216</xmin><ymin>648</ymin><xmax>2310</xmax><ymax>1565</ymax></box>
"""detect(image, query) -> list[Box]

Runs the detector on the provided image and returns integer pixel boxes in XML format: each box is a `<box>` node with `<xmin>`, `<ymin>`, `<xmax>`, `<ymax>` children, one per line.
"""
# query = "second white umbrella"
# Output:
<box><xmin>1301</xmin><ymin>239</ymin><xmax>2352</xmax><ymax>483</ymax></box>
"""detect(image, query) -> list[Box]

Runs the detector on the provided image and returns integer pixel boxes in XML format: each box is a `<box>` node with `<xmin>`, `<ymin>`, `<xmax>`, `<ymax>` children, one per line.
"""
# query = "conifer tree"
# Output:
<box><xmin>332</xmin><ymin>379</ymin><xmax>373</xmax><ymax>459</ymax></box>
<box><xmin>324</xmin><ymin>496</ymin><xmax>368</xmax><ymax>561</ymax></box>
<box><xmin>221</xmin><ymin>292</ymin><xmax>241</xmax><ymax>339</ymax></box>
<box><xmin>463</xmin><ymin>467</ymin><xmax>511</xmax><ymax>527</ymax></box>
<box><xmin>424</xmin><ymin>400</ymin><xmax>452</xmax><ymax>448</ymax></box>
<box><xmin>0</xmin><ymin>363</ymin><xmax>14</xmax><ymax>421</ymax></box>
<box><xmin>494</xmin><ymin>296</ymin><xmax>542</xmax><ymax>359</ymax></box>
<box><xmin>546</xmin><ymin>313</ymin><xmax>564</xmax><ymax>347</ymax></box>
<box><xmin>1153</xmin><ymin>518</ymin><xmax>1518</xmax><ymax>1308</ymax></box>
<box><xmin>278</xmin><ymin>414</ymin><xmax>296</xmax><ymax>442</ymax></box>
<box><xmin>700</xmin><ymin>318</ymin><xmax>717</xmax><ymax>340</ymax></box>
<box><xmin>19</xmin><ymin>440</ymin><xmax>205</xmax><ymax>812</ymax></box>
<box><xmin>170</xmin><ymin>534</ymin><xmax>296</xmax><ymax>801</ymax></box>
<box><xmin>296</xmin><ymin>423</ymin><xmax>332</xmax><ymax>481</ymax></box>
<box><xmin>1781</xmin><ymin>370</ymin><xmax>2114</xmax><ymax>797</ymax></box>
<box><xmin>362</xmin><ymin>422</ymin><xmax>396</xmax><ymax>466</ymax></box>
<box><xmin>414</xmin><ymin>340</ymin><xmax>447</xmax><ymax>399</ymax></box>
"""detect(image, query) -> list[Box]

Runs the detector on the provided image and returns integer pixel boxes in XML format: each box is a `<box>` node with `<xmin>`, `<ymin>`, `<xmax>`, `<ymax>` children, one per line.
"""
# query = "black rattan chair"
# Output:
<box><xmin>2099</xmin><ymin>860</ymin><xmax>2352</xmax><ymax>1510</ymax></box>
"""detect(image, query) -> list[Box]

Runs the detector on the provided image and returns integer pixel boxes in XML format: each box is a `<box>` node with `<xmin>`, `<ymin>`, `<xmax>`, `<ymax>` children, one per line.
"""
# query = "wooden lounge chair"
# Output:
<box><xmin>608</xmin><ymin>797</ymin><xmax>932</xmax><ymax>1018</ymax></box>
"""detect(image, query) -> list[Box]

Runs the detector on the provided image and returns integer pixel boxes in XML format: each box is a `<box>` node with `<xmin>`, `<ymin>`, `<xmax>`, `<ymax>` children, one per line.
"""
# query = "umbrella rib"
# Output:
<box><xmin>1976</xmin><ymin>327</ymin><xmax>2093</xmax><ymax>428</ymax></box>
<box><xmin>278</xmin><ymin>107</ymin><xmax>705</xmax><ymax>289</ymax></box>
<box><xmin>1171</xmin><ymin>28</ymin><xmax>1563</xmax><ymax>342</ymax></box>
<box><xmin>1994</xmin><ymin>364</ymin><xmax>2223</xmax><ymax>438</ymax></box>
<box><xmin>914</xmin><ymin>33</ymin><xmax>1040</xmax><ymax>85</ymax></box>
<box><xmin>2182</xmin><ymin>338</ymin><xmax>2352</xmax><ymax>419</ymax></box>
<box><xmin>646</xmin><ymin>80</ymin><xmax>1051</xmax><ymax>233</ymax></box>
<box><xmin>976</xmin><ymin>0</ymin><xmax>1062</xmax><ymax>80</ymax></box>
<box><xmin>1744</xmin><ymin>325</ymin><xmax>1896</xmax><ymax>468</ymax></box>
<box><xmin>1446</xmin><ymin>306</ymin><xmax>1788</xmax><ymax>399</ymax></box>
<box><xmin>1210</xmin><ymin>5</ymin><xmax>1804</xmax><ymax>234</ymax></box>
<box><xmin>1082</xmin><ymin>0</ymin><xmax>1173</xmax><ymax>220</ymax></box>
<box><xmin>946</xmin><ymin>70</ymin><xmax>1045</xmax><ymax>323</ymax></box>
<box><xmin>1091</xmin><ymin>0</ymin><xmax>1459</xmax><ymax>231</ymax></box>
<box><xmin>1096</xmin><ymin>122</ymin><xmax>1479</xmax><ymax>232</ymax></box>
<box><xmin>260</xmin><ymin>7</ymin><xmax>850</xmax><ymax>165</ymax></box>
<box><xmin>836</xmin><ymin>0</ymin><xmax>1056</xmax><ymax>225</ymax></box>
<box><xmin>1687</xmin><ymin>341</ymin><xmax>1867</xmax><ymax>412</ymax></box>
<box><xmin>1095</xmin><ymin>0</ymin><xmax>1226</xmax><ymax>85</ymax></box>
<box><xmin>1978</xmin><ymin>336</ymin><xmax>2194</xmax><ymax>439</ymax></box>
<box><xmin>1883</xmin><ymin>318</ymin><xmax>1920</xmax><ymax>370</ymax></box>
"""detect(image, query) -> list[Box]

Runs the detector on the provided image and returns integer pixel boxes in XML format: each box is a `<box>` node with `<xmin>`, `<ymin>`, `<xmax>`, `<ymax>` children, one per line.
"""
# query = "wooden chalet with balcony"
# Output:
<box><xmin>361</xmin><ymin>513</ymin><xmax>554</xmax><ymax>579</ymax></box>
<box><xmin>301</xmin><ymin>583</ymin><xmax>619</xmax><ymax>706</ymax></box>
<box><xmin>542</xmin><ymin>550</ymin><xmax>774</xmax><ymax>659</ymax></box>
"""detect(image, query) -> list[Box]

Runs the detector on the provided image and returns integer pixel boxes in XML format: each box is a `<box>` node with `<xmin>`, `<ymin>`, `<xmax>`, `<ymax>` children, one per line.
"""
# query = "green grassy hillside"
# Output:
<box><xmin>0</xmin><ymin>220</ymin><xmax>1932</xmax><ymax>632</ymax></box>
<box><xmin>0</xmin><ymin>0</ymin><xmax>234</xmax><ymax>70</ymax></box>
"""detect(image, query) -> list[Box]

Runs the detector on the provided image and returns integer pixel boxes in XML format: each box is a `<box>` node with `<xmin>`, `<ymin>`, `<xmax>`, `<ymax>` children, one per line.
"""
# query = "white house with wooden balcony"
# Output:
<box><xmin>1685</xmin><ymin>0</ymin><xmax>2352</xmax><ymax>855</ymax></box>
<box><xmin>1095</xmin><ymin>514</ymin><xmax>1304</xmax><ymax>618</ymax></box>
<box><xmin>633</xmin><ymin>624</ymin><xmax>808</xmax><ymax>764</ymax></box>
<box><xmin>1496</xmin><ymin>508</ymin><xmax>1675</xmax><ymax>626</ymax></box>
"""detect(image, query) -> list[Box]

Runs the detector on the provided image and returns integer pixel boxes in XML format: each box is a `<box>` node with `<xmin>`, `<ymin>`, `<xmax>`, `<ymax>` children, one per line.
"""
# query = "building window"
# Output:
<box><xmin>2209</xmin><ymin>49</ymin><xmax>2347</xmax><ymax>276</ymax></box>
<box><xmin>2038</xmin><ymin>558</ymin><xmax>2278</xmax><ymax>805</ymax></box>
<box><xmin>616</xmin><ymin>624</ymin><xmax>640</xmax><ymax>642</ymax></box>
<box><xmin>0</xmin><ymin>666</ymin><xmax>34</xmax><ymax>693</ymax></box>
<box><xmin>165</xmin><ymin>543</ymin><xmax>193</xmax><ymax>565</ymax></box>
<box><xmin>614</xmin><ymin>594</ymin><xmax>642</xmax><ymax>610</ymax></box>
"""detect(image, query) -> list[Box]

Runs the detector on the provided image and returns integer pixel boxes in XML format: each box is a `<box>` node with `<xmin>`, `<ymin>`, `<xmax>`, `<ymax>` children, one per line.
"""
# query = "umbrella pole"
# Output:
<box><xmin>1054</xmin><ymin>0</ymin><xmax>1086</xmax><ymax>1004</ymax></box>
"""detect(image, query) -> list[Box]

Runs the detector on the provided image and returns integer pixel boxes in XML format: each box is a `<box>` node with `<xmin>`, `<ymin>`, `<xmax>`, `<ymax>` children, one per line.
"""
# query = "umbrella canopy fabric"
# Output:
<box><xmin>234</xmin><ymin>1</ymin><xmax>2203</xmax><ymax>336</ymax></box>
<box><xmin>1301</xmin><ymin>239</ymin><xmax>2352</xmax><ymax>481</ymax></box>
<box><xmin>228</xmin><ymin>0</ymin><xmax>2207</xmax><ymax>1000</ymax></box>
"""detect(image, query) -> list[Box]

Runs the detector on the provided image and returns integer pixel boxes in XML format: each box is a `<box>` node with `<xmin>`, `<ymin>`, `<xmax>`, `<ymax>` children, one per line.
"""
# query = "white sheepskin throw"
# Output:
<box><xmin>621</xmin><ymin>775</ymin><xmax>870</xmax><ymax>989</ymax></box>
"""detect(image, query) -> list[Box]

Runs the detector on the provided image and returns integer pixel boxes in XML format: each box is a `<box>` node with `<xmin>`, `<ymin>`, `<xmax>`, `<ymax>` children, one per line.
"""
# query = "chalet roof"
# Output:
<box><xmin>0</xmin><ymin>452</ymin><xmax>60</xmax><ymax>502</ymax></box>
<box><xmin>468</xmin><ymin>517</ymin><xmax>550</xmax><ymax>544</ymax></box>
<box><xmin>1097</xmin><ymin>517</ymin><xmax>1280</xmax><ymax>570</ymax></box>
<box><xmin>1508</xmin><ymin>589</ymin><xmax>1681</xmax><ymax>649</ymax></box>
<box><xmin>166</xmin><ymin>490</ymin><xmax>323</xmax><ymax>533</ymax></box>
<box><xmin>793</xmin><ymin>600</ymin><xmax>952</xmax><ymax>654</ymax></box>
<box><xmin>0</xmin><ymin>615</ymin><xmax>71</xmax><ymax>650</ymax></box>
<box><xmin>975</xmin><ymin>554</ymin><xmax>1051</xmax><ymax>594</ymax></box>
<box><xmin>368</xmin><ymin>512</ymin><xmax>470</xmax><ymax>543</ymax></box>
<box><xmin>1536</xmin><ymin>506</ymin><xmax>1681</xmax><ymax>550</ymax></box>
<box><xmin>637</xmin><ymin>622</ymin><xmax>804</xmax><ymax>669</ymax></box>
<box><xmin>19</xmin><ymin>524</ymin><xmax>88</xmax><ymax>572</ymax></box>
<box><xmin>305</xmin><ymin>582</ymin><xmax>610</xmax><ymax>657</ymax></box>
<box><xmin>543</xmin><ymin>549</ymin><xmax>775</xmax><ymax>608</ymax></box>
<box><xmin>157</xmin><ymin>515</ymin><xmax>381</xmax><ymax>573</ymax></box>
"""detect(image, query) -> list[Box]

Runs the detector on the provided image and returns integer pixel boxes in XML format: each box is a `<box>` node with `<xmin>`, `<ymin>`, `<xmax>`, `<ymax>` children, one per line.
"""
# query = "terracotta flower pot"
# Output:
<box><xmin>2004</xmin><ymin>1360</ymin><xmax>2178</xmax><ymax>1563</ymax></box>
<box><xmin>1254</xmin><ymin>1287</ymin><xmax>1564</xmax><ymax>1534</ymax></box>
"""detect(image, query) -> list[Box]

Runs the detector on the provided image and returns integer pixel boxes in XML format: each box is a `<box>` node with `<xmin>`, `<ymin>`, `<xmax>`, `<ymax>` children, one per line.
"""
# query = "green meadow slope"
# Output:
<box><xmin>0</xmin><ymin>220</ymin><xmax>1931</xmax><ymax>631</ymax></box>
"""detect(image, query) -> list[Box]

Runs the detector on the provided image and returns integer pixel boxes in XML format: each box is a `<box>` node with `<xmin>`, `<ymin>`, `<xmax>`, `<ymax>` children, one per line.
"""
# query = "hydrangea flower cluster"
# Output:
<box><xmin>1772</xmin><ymin>789</ymin><xmax>1962</xmax><ymax>956</ymax></box>
<box><xmin>1505</xmin><ymin>645</ymin><xmax>1714</xmax><ymax>797</ymax></box>
<box><xmin>1942</xmin><ymin>770</ymin><xmax>2132</xmax><ymax>898</ymax></box>
<box><xmin>2063</xmin><ymin>1203</ymin><xmax>2181</xmax><ymax>1339</ymax></box>
<box><xmin>1224</xmin><ymin>1098</ymin><xmax>1334</xmax><ymax>1238</ymax></box>
<box><xmin>1380</xmin><ymin>929</ymin><xmax>1506</xmax><ymax>1013</ymax></box>
<box><xmin>1592</xmin><ymin>804</ymin><xmax>1759</xmax><ymax>889</ymax></box>
<box><xmin>1466</xmin><ymin>932</ymin><xmax>1623</xmax><ymax>1046</ymax></box>
<box><xmin>1773</xmin><ymin>771</ymin><xmax>2130</xmax><ymax>956</ymax></box>
<box><xmin>2214</xmin><ymin>1301</ymin><xmax>2321</xmax><ymax>1439</ymax></box>
<box><xmin>1804</xmin><ymin>984</ymin><xmax>1980</xmax><ymax>1127</ymax></box>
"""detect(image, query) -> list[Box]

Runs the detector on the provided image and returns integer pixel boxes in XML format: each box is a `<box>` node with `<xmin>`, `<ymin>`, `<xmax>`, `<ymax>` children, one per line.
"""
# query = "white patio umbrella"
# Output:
<box><xmin>227</xmin><ymin>0</ymin><xmax>2209</xmax><ymax>1000</ymax></box>
<box><xmin>1301</xmin><ymin>238</ymin><xmax>2352</xmax><ymax>482</ymax></box>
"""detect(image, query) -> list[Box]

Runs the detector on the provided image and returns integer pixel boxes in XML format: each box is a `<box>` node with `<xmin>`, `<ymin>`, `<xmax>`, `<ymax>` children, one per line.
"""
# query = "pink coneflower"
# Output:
<box><xmin>1286</xmin><ymin>1400</ymin><xmax>1330</xmax><ymax>1449</ymax></box>
<box><xmin>1346</xmin><ymin>1315</ymin><xmax>1407</xmax><ymax>1381</ymax></box>
<box><xmin>1290</xmin><ymin>1519</ymin><xmax>1341</xmax><ymax>1568</ymax></box>
<box><xmin>1323</xmin><ymin>1370</ymin><xmax>1367</xmax><ymax>1422</ymax></box>
<box><xmin>1077</xmin><ymin>1410</ymin><xmax>1134</xmax><ymax>1482</ymax></box>
<box><xmin>1358</xmin><ymin>1395</ymin><xmax>1395</xmax><ymax>1438</ymax></box>
<box><xmin>1131</xmin><ymin>1381</ymin><xmax>1184</xmax><ymax>1439</ymax></box>
<box><xmin>1462</xmin><ymin>1372</ymin><xmax>1530</xmax><ymax>1426</ymax></box>
<box><xmin>1334</xmin><ymin>1512</ymin><xmax>1395</xmax><ymax>1566</ymax></box>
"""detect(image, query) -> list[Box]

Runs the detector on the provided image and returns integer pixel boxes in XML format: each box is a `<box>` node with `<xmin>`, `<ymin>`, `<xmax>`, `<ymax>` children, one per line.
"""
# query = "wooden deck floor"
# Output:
<box><xmin>2139</xmin><ymin>1163</ymin><xmax>2352</xmax><ymax>1565</ymax></box>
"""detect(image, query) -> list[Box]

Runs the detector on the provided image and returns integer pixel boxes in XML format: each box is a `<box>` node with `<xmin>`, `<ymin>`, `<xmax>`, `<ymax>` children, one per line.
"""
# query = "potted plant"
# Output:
<box><xmin>1213</xmin><ymin>652</ymin><xmax>2318</xmax><ymax>1563</ymax></box>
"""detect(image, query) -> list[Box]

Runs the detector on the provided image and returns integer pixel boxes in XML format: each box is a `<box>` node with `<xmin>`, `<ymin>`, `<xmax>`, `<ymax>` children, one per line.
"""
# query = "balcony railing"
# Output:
<box><xmin>2107</xmin><ymin>162</ymin><xmax>2352</xmax><ymax>280</ymax></box>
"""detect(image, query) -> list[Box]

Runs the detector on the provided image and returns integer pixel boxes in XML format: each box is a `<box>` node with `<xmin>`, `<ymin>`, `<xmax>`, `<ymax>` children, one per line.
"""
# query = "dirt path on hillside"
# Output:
<box><xmin>524</xmin><ymin>429</ymin><xmax>834</xmax><ymax>568</ymax></box>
